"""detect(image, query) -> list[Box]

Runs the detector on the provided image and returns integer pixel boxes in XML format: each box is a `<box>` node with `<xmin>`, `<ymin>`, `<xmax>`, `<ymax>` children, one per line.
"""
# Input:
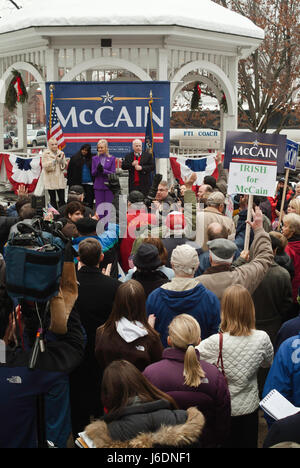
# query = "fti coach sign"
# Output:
<box><xmin>225</xmin><ymin>131</ymin><xmax>286</xmax><ymax>197</ymax></box>
<box><xmin>46</xmin><ymin>81</ymin><xmax>170</xmax><ymax>158</ymax></box>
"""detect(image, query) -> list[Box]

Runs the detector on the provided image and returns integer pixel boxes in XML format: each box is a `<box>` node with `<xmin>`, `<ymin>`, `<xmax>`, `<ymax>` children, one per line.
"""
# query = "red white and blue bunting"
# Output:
<box><xmin>0</xmin><ymin>153</ymin><xmax>42</xmax><ymax>194</ymax></box>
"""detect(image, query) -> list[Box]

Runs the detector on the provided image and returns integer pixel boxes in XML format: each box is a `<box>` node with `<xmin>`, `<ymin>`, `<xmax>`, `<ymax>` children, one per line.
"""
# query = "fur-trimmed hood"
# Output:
<box><xmin>84</xmin><ymin>406</ymin><xmax>205</xmax><ymax>448</ymax></box>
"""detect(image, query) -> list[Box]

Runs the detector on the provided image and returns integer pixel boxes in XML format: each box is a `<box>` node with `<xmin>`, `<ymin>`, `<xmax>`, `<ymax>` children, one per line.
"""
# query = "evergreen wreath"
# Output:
<box><xmin>5</xmin><ymin>69</ymin><xmax>28</xmax><ymax>112</ymax></box>
<box><xmin>191</xmin><ymin>82</ymin><xmax>202</xmax><ymax>111</ymax></box>
<box><xmin>220</xmin><ymin>92</ymin><xmax>228</xmax><ymax>113</ymax></box>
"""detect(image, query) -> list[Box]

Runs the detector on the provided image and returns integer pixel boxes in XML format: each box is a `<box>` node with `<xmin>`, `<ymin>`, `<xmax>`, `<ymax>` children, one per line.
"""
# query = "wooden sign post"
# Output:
<box><xmin>244</xmin><ymin>195</ymin><xmax>254</xmax><ymax>252</ymax></box>
<box><xmin>277</xmin><ymin>169</ymin><xmax>290</xmax><ymax>231</ymax></box>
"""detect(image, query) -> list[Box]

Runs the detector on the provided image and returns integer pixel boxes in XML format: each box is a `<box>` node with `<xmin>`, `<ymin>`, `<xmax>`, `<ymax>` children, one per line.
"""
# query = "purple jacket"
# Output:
<box><xmin>91</xmin><ymin>154</ymin><xmax>115</xmax><ymax>190</ymax></box>
<box><xmin>143</xmin><ymin>347</ymin><xmax>231</xmax><ymax>447</ymax></box>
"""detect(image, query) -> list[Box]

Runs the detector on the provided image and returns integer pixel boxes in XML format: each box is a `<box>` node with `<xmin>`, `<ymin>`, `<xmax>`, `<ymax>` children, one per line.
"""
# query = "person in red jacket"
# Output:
<box><xmin>119</xmin><ymin>191</ymin><xmax>157</xmax><ymax>273</ymax></box>
<box><xmin>268</xmin><ymin>178</ymin><xmax>294</xmax><ymax>224</ymax></box>
<box><xmin>282</xmin><ymin>212</ymin><xmax>300</xmax><ymax>318</ymax></box>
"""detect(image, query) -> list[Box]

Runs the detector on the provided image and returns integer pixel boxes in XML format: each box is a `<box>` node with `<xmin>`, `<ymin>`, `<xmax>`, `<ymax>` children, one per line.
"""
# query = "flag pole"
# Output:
<box><xmin>149</xmin><ymin>90</ymin><xmax>154</xmax><ymax>159</ymax></box>
<box><xmin>49</xmin><ymin>84</ymin><xmax>55</xmax><ymax>134</ymax></box>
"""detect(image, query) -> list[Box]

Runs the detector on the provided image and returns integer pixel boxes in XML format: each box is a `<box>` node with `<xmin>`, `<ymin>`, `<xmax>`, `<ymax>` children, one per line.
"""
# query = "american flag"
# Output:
<box><xmin>48</xmin><ymin>101</ymin><xmax>66</xmax><ymax>150</ymax></box>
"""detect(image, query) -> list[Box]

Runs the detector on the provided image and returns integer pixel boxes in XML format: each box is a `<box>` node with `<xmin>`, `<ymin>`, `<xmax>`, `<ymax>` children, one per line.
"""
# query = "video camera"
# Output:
<box><xmin>170</xmin><ymin>178</ymin><xmax>184</xmax><ymax>205</ymax></box>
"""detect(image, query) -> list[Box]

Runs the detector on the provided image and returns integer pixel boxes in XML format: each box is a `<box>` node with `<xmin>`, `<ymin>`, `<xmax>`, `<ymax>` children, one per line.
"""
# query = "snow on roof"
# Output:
<box><xmin>0</xmin><ymin>0</ymin><xmax>264</xmax><ymax>39</ymax></box>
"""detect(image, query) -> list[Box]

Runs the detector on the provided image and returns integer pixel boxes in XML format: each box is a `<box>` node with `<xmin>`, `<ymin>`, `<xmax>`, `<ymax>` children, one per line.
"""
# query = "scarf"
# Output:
<box><xmin>134</xmin><ymin>154</ymin><xmax>141</xmax><ymax>186</ymax></box>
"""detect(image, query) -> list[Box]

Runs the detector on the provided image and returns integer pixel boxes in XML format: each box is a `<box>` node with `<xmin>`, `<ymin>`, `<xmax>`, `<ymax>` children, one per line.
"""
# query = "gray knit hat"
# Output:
<box><xmin>207</xmin><ymin>238</ymin><xmax>237</xmax><ymax>262</ymax></box>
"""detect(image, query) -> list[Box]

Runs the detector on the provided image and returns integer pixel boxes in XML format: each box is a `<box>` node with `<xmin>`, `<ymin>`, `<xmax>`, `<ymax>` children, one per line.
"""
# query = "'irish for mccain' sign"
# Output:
<box><xmin>224</xmin><ymin>131</ymin><xmax>286</xmax><ymax>173</ymax></box>
<box><xmin>227</xmin><ymin>163</ymin><xmax>277</xmax><ymax>197</ymax></box>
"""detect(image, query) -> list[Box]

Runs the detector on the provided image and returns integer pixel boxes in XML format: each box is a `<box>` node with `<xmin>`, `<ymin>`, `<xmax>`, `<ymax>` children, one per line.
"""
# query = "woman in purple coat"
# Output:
<box><xmin>143</xmin><ymin>314</ymin><xmax>231</xmax><ymax>448</ymax></box>
<box><xmin>91</xmin><ymin>139</ymin><xmax>115</xmax><ymax>220</ymax></box>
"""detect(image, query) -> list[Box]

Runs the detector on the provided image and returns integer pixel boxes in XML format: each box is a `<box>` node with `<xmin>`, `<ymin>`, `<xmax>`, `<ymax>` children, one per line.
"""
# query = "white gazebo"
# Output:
<box><xmin>0</xmin><ymin>0</ymin><xmax>264</xmax><ymax>176</ymax></box>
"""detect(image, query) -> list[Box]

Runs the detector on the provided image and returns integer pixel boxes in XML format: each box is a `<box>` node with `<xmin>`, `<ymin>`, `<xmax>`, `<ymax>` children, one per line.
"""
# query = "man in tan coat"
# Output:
<box><xmin>196</xmin><ymin>191</ymin><xmax>235</xmax><ymax>251</ymax></box>
<box><xmin>196</xmin><ymin>206</ymin><xmax>273</xmax><ymax>300</ymax></box>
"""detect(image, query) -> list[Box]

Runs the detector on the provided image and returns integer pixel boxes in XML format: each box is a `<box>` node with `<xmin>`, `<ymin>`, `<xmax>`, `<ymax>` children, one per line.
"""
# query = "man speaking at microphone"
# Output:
<box><xmin>121</xmin><ymin>139</ymin><xmax>155</xmax><ymax>196</ymax></box>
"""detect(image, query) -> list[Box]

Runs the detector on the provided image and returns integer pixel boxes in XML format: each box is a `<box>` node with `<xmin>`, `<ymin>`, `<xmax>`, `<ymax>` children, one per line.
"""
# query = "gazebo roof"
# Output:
<box><xmin>0</xmin><ymin>0</ymin><xmax>264</xmax><ymax>40</ymax></box>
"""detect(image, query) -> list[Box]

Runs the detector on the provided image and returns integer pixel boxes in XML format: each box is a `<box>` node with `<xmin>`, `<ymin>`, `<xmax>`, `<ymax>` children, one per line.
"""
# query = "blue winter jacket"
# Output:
<box><xmin>263</xmin><ymin>332</ymin><xmax>300</xmax><ymax>425</ymax></box>
<box><xmin>146</xmin><ymin>283</ymin><xmax>220</xmax><ymax>347</ymax></box>
<box><xmin>72</xmin><ymin>223</ymin><xmax>119</xmax><ymax>254</ymax></box>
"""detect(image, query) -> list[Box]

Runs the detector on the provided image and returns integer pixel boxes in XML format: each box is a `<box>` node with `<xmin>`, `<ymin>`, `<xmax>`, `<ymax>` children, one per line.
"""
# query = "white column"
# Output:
<box><xmin>17</xmin><ymin>101</ymin><xmax>28</xmax><ymax>152</ymax></box>
<box><xmin>86</xmin><ymin>70</ymin><xmax>93</xmax><ymax>81</ymax></box>
<box><xmin>157</xmin><ymin>49</ymin><xmax>168</xmax><ymax>81</ymax></box>
<box><xmin>46</xmin><ymin>49</ymin><xmax>59</xmax><ymax>82</ymax></box>
<box><xmin>227</xmin><ymin>56</ymin><xmax>239</xmax><ymax>111</ymax></box>
<box><xmin>0</xmin><ymin>103</ymin><xmax>4</xmax><ymax>151</ymax></box>
<box><xmin>156</xmin><ymin>48</ymin><xmax>169</xmax><ymax>180</ymax></box>
<box><xmin>220</xmin><ymin>56</ymin><xmax>238</xmax><ymax>149</ymax></box>
<box><xmin>221</xmin><ymin>114</ymin><xmax>237</xmax><ymax>150</ymax></box>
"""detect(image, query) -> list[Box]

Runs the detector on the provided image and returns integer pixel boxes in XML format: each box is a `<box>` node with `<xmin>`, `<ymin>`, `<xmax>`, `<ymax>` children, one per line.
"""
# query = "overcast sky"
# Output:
<box><xmin>0</xmin><ymin>0</ymin><xmax>25</xmax><ymax>17</ymax></box>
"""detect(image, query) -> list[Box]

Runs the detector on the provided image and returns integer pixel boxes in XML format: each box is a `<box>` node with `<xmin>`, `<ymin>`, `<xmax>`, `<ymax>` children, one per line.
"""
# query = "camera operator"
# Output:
<box><xmin>151</xmin><ymin>180</ymin><xmax>180</xmax><ymax>224</ymax></box>
<box><xmin>0</xmin><ymin>243</ymin><xmax>85</xmax><ymax>448</ymax></box>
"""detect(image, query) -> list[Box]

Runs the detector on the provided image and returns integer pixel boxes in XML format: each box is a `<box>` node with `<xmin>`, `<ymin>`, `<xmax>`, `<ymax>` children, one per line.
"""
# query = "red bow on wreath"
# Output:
<box><xmin>13</xmin><ymin>75</ymin><xmax>24</xmax><ymax>102</ymax></box>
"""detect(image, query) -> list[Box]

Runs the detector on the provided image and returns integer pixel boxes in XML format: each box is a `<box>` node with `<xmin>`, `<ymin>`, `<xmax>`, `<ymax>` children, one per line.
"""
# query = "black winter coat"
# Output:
<box><xmin>76</xmin><ymin>265</ymin><xmax>121</xmax><ymax>357</ymax></box>
<box><xmin>67</xmin><ymin>150</ymin><xmax>93</xmax><ymax>187</ymax></box>
<box><xmin>84</xmin><ymin>399</ymin><xmax>205</xmax><ymax>448</ymax></box>
<box><xmin>121</xmin><ymin>151</ymin><xmax>155</xmax><ymax>196</ymax></box>
<box><xmin>0</xmin><ymin>216</ymin><xmax>18</xmax><ymax>253</ymax></box>
<box><xmin>132</xmin><ymin>269</ymin><xmax>169</xmax><ymax>297</ymax></box>
<box><xmin>263</xmin><ymin>412</ymin><xmax>300</xmax><ymax>447</ymax></box>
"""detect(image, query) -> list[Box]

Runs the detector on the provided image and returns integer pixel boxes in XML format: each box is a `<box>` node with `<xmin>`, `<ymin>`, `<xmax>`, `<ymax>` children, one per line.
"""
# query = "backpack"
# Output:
<box><xmin>4</xmin><ymin>220</ymin><xmax>65</xmax><ymax>303</ymax></box>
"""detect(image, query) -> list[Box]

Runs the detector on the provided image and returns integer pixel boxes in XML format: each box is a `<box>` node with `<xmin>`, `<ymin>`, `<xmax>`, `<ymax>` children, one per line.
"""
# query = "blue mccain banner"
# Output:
<box><xmin>46</xmin><ymin>81</ymin><xmax>170</xmax><ymax>159</ymax></box>
<box><xmin>224</xmin><ymin>131</ymin><xmax>286</xmax><ymax>173</ymax></box>
<box><xmin>285</xmin><ymin>139</ymin><xmax>299</xmax><ymax>171</ymax></box>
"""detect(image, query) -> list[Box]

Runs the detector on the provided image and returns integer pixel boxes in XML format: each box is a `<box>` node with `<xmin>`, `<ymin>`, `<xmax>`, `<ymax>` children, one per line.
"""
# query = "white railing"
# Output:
<box><xmin>170</xmin><ymin>146</ymin><xmax>216</xmax><ymax>158</ymax></box>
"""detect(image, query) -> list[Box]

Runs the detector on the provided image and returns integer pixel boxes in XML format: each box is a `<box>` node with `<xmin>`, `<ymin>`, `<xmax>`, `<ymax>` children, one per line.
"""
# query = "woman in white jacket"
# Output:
<box><xmin>197</xmin><ymin>284</ymin><xmax>273</xmax><ymax>448</ymax></box>
<box><xmin>42</xmin><ymin>137</ymin><xmax>67</xmax><ymax>209</ymax></box>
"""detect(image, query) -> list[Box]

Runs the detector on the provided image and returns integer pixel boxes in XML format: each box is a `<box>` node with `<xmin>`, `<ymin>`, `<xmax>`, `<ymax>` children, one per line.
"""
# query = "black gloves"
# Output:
<box><xmin>108</xmin><ymin>174</ymin><xmax>121</xmax><ymax>195</ymax></box>
<box><xmin>97</xmin><ymin>163</ymin><xmax>104</xmax><ymax>175</ymax></box>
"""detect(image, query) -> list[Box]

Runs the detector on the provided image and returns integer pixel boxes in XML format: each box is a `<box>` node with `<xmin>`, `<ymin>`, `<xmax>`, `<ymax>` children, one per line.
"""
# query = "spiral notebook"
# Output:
<box><xmin>260</xmin><ymin>389</ymin><xmax>300</xmax><ymax>421</ymax></box>
<box><xmin>75</xmin><ymin>432</ymin><xmax>95</xmax><ymax>449</ymax></box>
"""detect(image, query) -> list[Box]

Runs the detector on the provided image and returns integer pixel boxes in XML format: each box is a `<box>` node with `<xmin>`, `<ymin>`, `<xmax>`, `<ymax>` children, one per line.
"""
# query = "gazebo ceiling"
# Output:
<box><xmin>0</xmin><ymin>0</ymin><xmax>264</xmax><ymax>40</ymax></box>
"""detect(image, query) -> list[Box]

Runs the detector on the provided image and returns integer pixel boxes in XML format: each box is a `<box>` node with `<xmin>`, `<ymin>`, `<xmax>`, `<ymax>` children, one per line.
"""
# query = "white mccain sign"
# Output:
<box><xmin>227</xmin><ymin>162</ymin><xmax>277</xmax><ymax>197</ymax></box>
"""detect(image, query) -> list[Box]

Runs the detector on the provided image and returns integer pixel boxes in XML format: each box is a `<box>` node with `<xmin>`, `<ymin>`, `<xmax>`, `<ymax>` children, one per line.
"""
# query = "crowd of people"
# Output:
<box><xmin>0</xmin><ymin>136</ymin><xmax>300</xmax><ymax>449</ymax></box>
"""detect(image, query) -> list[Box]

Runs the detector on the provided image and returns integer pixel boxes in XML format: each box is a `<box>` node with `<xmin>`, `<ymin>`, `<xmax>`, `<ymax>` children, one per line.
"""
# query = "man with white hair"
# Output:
<box><xmin>121</xmin><ymin>139</ymin><xmax>155</xmax><ymax>196</ymax></box>
<box><xmin>146</xmin><ymin>244</ymin><xmax>220</xmax><ymax>347</ymax></box>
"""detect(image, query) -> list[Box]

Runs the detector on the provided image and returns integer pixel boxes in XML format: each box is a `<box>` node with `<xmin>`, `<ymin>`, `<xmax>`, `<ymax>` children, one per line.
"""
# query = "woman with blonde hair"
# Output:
<box><xmin>42</xmin><ymin>137</ymin><xmax>67</xmax><ymax>209</ymax></box>
<box><xmin>288</xmin><ymin>198</ymin><xmax>300</xmax><ymax>215</ymax></box>
<box><xmin>197</xmin><ymin>284</ymin><xmax>273</xmax><ymax>448</ymax></box>
<box><xmin>91</xmin><ymin>138</ymin><xmax>115</xmax><ymax>218</ymax></box>
<box><xmin>143</xmin><ymin>314</ymin><xmax>231</xmax><ymax>448</ymax></box>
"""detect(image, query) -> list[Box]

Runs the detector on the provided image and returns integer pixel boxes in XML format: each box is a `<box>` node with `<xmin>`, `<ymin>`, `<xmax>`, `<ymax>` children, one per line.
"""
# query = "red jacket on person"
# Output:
<box><xmin>119</xmin><ymin>210</ymin><xmax>157</xmax><ymax>273</ymax></box>
<box><xmin>285</xmin><ymin>237</ymin><xmax>300</xmax><ymax>302</ymax></box>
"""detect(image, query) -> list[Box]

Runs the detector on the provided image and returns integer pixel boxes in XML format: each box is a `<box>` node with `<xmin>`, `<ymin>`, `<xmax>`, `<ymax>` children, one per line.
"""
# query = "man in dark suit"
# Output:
<box><xmin>121</xmin><ymin>139</ymin><xmax>155</xmax><ymax>196</ymax></box>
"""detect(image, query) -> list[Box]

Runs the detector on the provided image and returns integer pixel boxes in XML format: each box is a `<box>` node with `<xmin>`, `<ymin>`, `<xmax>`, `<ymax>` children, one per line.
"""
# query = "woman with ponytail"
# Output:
<box><xmin>143</xmin><ymin>314</ymin><xmax>231</xmax><ymax>448</ymax></box>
